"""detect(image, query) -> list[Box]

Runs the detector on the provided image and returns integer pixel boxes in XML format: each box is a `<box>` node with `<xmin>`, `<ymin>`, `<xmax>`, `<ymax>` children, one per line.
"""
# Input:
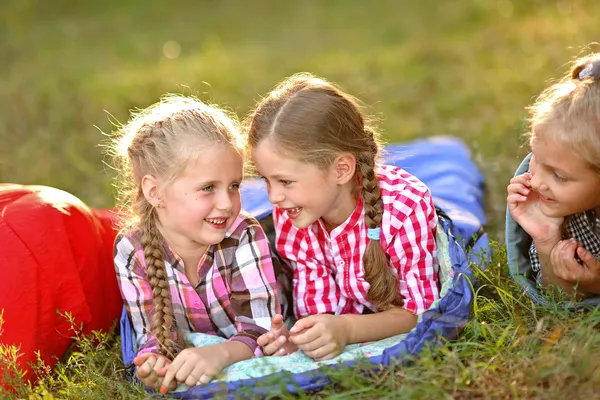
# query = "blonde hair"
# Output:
<box><xmin>527</xmin><ymin>53</ymin><xmax>600</xmax><ymax>171</ymax></box>
<box><xmin>248</xmin><ymin>73</ymin><xmax>402</xmax><ymax>311</ymax></box>
<box><xmin>110</xmin><ymin>95</ymin><xmax>243</xmax><ymax>359</ymax></box>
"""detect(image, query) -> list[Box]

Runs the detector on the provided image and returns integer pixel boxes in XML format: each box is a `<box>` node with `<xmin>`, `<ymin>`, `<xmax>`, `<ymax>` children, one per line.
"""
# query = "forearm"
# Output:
<box><xmin>216</xmin><ymin>340</ymin><xmax>254</xmax><ymax>368</ymax></box>
<box><xmin>341</xmin><ymin>307</ymin><xmax>417</xmax><ymax>344</ymax></box>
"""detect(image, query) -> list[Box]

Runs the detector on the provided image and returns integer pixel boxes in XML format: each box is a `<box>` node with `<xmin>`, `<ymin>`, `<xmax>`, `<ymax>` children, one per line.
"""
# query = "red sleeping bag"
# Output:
<box><xmin>0</xmin><ymin>184</ymin><xmax>122</xmax><ymax>385</ymax></box>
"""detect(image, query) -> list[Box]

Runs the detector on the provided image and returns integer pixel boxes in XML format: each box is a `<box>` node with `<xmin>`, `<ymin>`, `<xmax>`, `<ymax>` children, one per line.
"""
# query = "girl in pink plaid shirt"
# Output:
<box><xmin>111</xmin><ymin>95</ymin><xmax>282</xmax><ymax>393</ymax></box>
<box><xmin>249</xmin><ymin>74</ymin><xmax>440</xmax><ymax>360</ymax></box>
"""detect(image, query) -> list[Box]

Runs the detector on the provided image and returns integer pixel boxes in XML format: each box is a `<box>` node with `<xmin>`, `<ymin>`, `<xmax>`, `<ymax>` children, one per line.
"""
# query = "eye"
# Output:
<box><xmin>200</xmin><ymin>185</ymin><xmax>214</xmax><ymax>192</ymax></box>
<box><xmin>552</xmin><ymin>171</ymin><xmax>566</xmax><ymax>183</ymax></box>
<box><xmin>279</xmin><ymin>180</ymin><xmax>292</xmax><ymax>187</ymax></box>
<box><xmin>229</xmin><ymin>183</ymin><xmax>241</xmax><ymax>190</ymax></box>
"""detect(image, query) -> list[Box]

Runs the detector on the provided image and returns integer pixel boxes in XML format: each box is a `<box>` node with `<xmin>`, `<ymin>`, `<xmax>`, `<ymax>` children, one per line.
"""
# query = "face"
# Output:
<box><xmin>530</xmin><ymin>135</ymin><xmax>600</xmax><ymax>218</ymax></box>
<box><xmin>251</xmin><ymin>138</ymin><xmax>354</xmax><ymax>230</ymax></box>
<box><xmin>156</xmin><ymin>143</ymin><xmax>243</xmax><ymax>251</ymax></box>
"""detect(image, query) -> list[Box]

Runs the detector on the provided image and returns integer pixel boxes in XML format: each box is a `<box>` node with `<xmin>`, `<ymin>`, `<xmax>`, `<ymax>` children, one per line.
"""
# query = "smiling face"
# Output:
<box><xmin>156</xmin><ymin>142</ymin><xmax>243</xmax><ymax>251</ymax></box>
<box><xmin>251</xmin><ymin>137</ymin><xmax>357</xmax><ymax>230</ymax></box>
<box><xmin>529</xmin><ymin>134</ymin><xmax>600</xmax><ymax>218</ymax></box>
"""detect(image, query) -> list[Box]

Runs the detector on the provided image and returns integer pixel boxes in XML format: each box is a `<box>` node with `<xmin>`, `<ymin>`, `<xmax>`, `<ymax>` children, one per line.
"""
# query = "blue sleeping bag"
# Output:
<box><xmin>119</xmin><ymin>136</ymin><xmax>490</xmax><ymax>398</ymax></box>
<box><xmin>506</xmin><ymin>153</ymin><xmax>600</xmax><ymax>308</ymax></box>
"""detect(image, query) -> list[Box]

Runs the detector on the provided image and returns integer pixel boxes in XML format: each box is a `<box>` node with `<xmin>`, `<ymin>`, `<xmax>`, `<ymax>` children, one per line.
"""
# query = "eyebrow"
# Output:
<box><xmin>197</xmin><ymin>177</ymin><xmax>244</xmax><ymax>185</ymax></box>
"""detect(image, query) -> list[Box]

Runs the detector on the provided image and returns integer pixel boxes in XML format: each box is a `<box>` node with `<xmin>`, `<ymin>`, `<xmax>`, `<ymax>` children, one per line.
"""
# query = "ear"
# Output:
<box><xmin>141</xmin><ymin>174</ymin><xmax>161</xmax><ymax>207</ymax></box>
<box><xmin>333</xmin><ymin>153</ymin><xmax>356</xmax><ymax>185</ymax></box>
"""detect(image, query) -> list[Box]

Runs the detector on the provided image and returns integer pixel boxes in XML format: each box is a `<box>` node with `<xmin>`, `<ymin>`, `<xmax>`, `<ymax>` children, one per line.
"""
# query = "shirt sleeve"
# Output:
<box><xmin>273</xmin><ymin>207</ymin><xmax>340</xmax><ymax>317</ymax></box>
<box><xmin>228</xmin><ymin>220</ymin><xmax>281</xmax><ymax>357</ymax></box>
<box><xmin>113</xmin><ymin>235</ymin><xmax>161</xmax><ymax>357</ymax></box>
<box><xmin>387</xmin><ymin>190</ymin><xmax>439</xmax><ymax>315</ymax></box>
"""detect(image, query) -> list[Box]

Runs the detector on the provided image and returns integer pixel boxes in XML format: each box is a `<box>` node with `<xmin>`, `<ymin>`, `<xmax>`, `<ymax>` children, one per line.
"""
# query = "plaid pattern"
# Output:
<box><xmin>275</xmin><ymin>164</ymin><xmax>440</xmax><ymax>317</ymax></box>
<box><xmin>114</xmin><ymin>211</ymin><xmax>281</xmax><ymax>357</ymax></box>
<box><xmin>530</xmin><ymin>211</ymin><xmax>600</xmax><ymax>286</ymax></box>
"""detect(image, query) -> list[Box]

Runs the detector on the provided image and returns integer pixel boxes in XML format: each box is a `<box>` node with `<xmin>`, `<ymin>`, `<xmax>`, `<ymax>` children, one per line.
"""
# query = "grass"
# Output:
<box><xmin>1</xmin><ymin>0</ymin><xmax>600</xmax><ymax>398</ymax></box>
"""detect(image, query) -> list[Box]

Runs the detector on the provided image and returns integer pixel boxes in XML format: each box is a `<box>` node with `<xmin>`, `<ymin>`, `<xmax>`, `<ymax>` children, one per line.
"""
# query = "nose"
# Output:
<box><xmin>529</xmin><ymin>169</ymin><xmax>548</xmax><ymax>192</ymax></box>
<box><xmin>267</xmin><ymin>184</ymin><xmax>284</xmax><ymax>205</ymax></box>
<box><xmin>215</xmin><ymin>189</ymin><xmax>234</xmax><ymax>212</ymax></box>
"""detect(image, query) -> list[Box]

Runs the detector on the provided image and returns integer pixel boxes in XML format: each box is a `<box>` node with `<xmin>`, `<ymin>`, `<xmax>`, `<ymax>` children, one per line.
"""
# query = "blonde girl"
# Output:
<box><xmin>507</xmin><ymin>54</ymin><xmax>600</xmax><ymax>298</ymax></box>
<box><xmin>249</xmin><ymin>74</ymin><xmax>440</xmax><ymax>360</ymax></box>
<box><xmin>112</xmin><ymin>95</ymin><xmax>282</xmax><ymax>393</ymax></box>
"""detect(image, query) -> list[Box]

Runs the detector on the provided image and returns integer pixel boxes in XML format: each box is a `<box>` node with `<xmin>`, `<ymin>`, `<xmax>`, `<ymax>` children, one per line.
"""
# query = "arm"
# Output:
<box><xmin>113</xmin><ymin>234</ymin><xmax>163</xmax><ymax>356</ymax></box>
<box><xmin>388</xmin><ymin>191</ymin><xmax>439</xmax><ymax>316</ymax></box>
<box><xmin>342</xmin><ymin>307</ymin><xmax>417</xmax><ymax>343</ymax></box>
<box><xmin>227</xmin><ymin>220</ymin><xmax>283</xmax><ymax>356</ymax></box>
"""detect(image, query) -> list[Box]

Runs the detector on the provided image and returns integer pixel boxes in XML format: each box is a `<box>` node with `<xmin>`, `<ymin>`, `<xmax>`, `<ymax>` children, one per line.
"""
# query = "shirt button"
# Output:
<box><xmin>339</xmin><ymin>260</ymin><xmax>345</xmax><ymax>265</ymax></box>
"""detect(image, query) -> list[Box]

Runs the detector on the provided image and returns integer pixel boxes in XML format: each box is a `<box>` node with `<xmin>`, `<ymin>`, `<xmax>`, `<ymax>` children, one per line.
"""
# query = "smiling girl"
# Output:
<box><xmin>507</xmin><ymin>53</ymin><xmax>600</xmax><ymax>298</ymax></box>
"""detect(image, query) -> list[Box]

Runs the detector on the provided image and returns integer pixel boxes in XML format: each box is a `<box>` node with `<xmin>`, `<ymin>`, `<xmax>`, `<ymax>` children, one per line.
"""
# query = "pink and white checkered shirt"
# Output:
<box><xmin>274</xmin><ymin>164</ymin><xmax>439</xmax><ymax>317</ymax></box>
<box><xmin>114</xmin><ymin>211</ymin><xmax>281</xmax><ymax>358</ymax></box>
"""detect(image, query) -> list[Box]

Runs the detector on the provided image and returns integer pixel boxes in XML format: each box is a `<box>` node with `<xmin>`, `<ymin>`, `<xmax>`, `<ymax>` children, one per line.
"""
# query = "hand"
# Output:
<box><xmin>256</xmin><ymin>314</ymin><xmax>298</xmax><ymax>356</ymax></box>
<box><xmin>133</xmin><ymin>353</ymin><xmax>176</xmax><ymax>391</ymax></box>
<box><xmin>551</xmin><ymin>239</ymin><xmax>600</xmax><ymax>294</ymax></box>
<box><xmin>157</xmin><ymin>345</ymin><xmax>228</xmax><ymax>393</ymax></box>
<box><xmin>507</xmin><ymin>172</ymin><xmax>563</xmax><ymax>243</ymax></box>
<box><xmin>289</xmin><ymin>314</ymin><xmax>349</xmax><ymax>361</ymax></box>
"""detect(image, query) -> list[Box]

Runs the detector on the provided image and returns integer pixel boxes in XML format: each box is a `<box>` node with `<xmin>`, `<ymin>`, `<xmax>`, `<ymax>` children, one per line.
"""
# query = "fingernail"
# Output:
<box><xmin>159</xmin><ymin>386</ymin><xmax>167</xmax><ymax>394</ymax></box>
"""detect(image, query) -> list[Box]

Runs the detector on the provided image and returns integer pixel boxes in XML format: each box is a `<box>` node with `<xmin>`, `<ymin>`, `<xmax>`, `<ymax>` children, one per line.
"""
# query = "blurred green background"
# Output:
<box><xmin>1</xmin><ymin>0</ymin><xmax>598</xmax><ymax>239</ymax></box>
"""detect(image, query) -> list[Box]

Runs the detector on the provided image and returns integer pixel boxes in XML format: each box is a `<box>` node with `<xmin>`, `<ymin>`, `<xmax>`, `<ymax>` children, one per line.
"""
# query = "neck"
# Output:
<box><xmin>157</xmin><ymin>223</ymin><xmax>208</xmax><ymax>266</ymax></box>
<box><xmin>321</xmin><ymin>181</ymin><xmax>360</xmax><ymax>232</ymax></box>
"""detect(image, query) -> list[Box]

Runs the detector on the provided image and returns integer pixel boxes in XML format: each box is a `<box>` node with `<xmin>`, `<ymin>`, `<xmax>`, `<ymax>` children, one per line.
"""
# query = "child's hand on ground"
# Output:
<box><xmin>289</xmin><ymin>314</ymin><xmax>349</xmax><ymax>361</ymax></box>
<box><xmin>156</xmin><ymin>345</ymin><xmax>228</xmax><ymax>393</ymax></box>
<box><xmin>257</xmin><ymin>314</ymin><xmax>298</xmax><ymax>356</ymax></box>
<box><xmin>133</xmin><ymin>352</ymin><xmax>176</xmax><ymax>391</ymax></box>
<box><xmin>507</xmin><ymin>172</ymin><xmax>563</xmax><ymax>243</ymax></box>
<box><xmin>551</xmin><ymin>239</ymin><xmax>600</xmax><ymax>294</ymax></box>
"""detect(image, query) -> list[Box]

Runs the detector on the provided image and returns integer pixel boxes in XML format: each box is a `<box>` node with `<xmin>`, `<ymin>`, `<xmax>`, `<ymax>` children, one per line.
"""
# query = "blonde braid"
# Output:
<box><xmin>139</xmin><ymin>205</ymin><xmax>178</xmax><ymax>359</ymax></box>
<box><xmin>358</xmin><ymin>144</ymin><xmax>403</xmax><ymax>310</ymax></box>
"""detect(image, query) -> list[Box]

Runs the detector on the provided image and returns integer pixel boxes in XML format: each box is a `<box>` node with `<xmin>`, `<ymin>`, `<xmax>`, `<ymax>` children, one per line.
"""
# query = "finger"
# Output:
<box><xmin>578</xmin><ymin>246</ymin><xmax>598</xmax><ymax>268</ymax></box>
<box><xmin>506</xmin><ymin>193</ymin><xmax>528</xmax><ymax>204</ymax></box>
<box><xmin>160</xmin><ymin>357</ymin><xmax>187</xmax><ymax>394</ymax></box>
<box><xmin>507</xmin><ymin>182</ymin><xmax>531</xmax><ymax>196</ymax></box>
<box><xmin>290</xmin><ymin>326</ymin><xmax>322</xmax><ymax>346</ymax></box>
<box><xmin>271</xmin><ymin>314</ymin><xmax>284</xmax><ymax>330</ymax></box>
<box><xmin>133</xmin><ymin>353</ymin><xmax>157</xmax><ymax>367</ymax></box>
<box><xmin>289</xmin><ymin>316</ymin><xmax>316</xmax><ymax>334</ymax></box>
<box><xmin>135</xmin><ymin>354</ymin><xmax>157</xmax><ymax>379</ymax></box>
<box><xmin>509</xmin><ymin>174</ymin><xmax>532</xmax><ymax>186</ymax></box>
<box><xmin>198</xmin><ymin>373</ymin><xmax>214</xmax><ymax>385</ymax></box>
<box><xmin>303</xmin><ymin>343</ymin><xmax>337</xmax><ymax>361</ymax></box>
<box><xmin>263</xmin><ymin>335</ymin><xmax>287</xmax><ymax>356</ymax></box>
<box><xmin>257</xmin><ymin>333</ymin><xmax>270</xmax><ymax>347</ymax></box>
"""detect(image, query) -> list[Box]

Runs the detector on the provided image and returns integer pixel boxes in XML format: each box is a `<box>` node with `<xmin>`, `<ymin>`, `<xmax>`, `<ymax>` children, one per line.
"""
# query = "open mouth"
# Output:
<box><xmin>205</xmin><ymin>217</ymin><xmax>228</xmax><ymax>229</ymax></box>
<box><xmin>284</xmin><ymin>207</ymin><xmax>303</xmax><ymax>219</ymax></box>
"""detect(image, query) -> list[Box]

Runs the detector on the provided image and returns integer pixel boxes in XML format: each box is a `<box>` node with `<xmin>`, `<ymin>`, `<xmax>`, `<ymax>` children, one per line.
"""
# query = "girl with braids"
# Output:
<box><xmin>249</xmin><ymin>73</ymin><xmax>440</xmax><ymax>360</ymax></box>
<box><xmin>508</xmin><ymin>53</ymin><xmax>600</xmax><ymax>299</ymax></box>
<box><xmin>112</xmin><ymin>95</ymin><xmax>282</xmax><ymax>393</ymax></box>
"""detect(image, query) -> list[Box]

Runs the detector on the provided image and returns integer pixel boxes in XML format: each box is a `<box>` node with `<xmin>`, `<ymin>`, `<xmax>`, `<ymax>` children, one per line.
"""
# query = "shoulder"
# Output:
<box><xmin>225</xmin><ymin>210</ymin><xmax>267</xmax><ymax>242</ymax></box>
<box><xmin>376</xmin><ymin>164</ymin><xmax>434</xmax><ymax>217</ymax></box>
<box><xmin>114</xmin><ymin>227</ymin><xmax>143</xmax><ymax>257</ymax></box>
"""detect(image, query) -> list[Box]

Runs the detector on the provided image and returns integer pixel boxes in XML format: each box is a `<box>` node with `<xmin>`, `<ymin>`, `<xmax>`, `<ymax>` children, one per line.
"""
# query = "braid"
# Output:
<box><xmin>139</xmin><ymin>207</ymin><xmax>178</xmax><ymax>359</ymax></box>
<box><xmin>358</xmin><ymin>150</ymin><xmax>403</xmax><ymax>311</ymax></box>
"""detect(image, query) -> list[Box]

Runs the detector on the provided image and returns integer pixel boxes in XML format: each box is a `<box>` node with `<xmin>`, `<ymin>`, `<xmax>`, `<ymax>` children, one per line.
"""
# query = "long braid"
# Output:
<box><xmin>358</xmin><ymin>139</ymin><xmax>403</xmax><ymax>310</ymax></box>
<box><xmin>139</xmin><ymin>204</ymin><xmax>178</xmax><ymax>359</ymax></box>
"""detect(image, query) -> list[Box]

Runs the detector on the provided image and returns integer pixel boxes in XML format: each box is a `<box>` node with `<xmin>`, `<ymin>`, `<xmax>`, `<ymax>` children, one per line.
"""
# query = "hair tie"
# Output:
<box><xmin>579</xmin><ymin>64</ymin><xmax>594</xmax><ymax>80</ymax></box>
<box><xmin>367</xmin><ymin>227</ymin><xmax>380</xmax><ymax>241</ymax></box>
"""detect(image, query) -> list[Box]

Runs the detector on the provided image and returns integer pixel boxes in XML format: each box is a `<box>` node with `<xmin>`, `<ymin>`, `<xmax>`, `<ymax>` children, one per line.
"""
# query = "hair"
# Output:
<box><xmin>527</xmin><ymin>53</ymin><xmax>600</xmax><ymax>172</ymax></box>
<box><xmin>247</xmin><ymin>73</ymin><xmax>402</xmax><ymax>311</ymax></box>
<box><xmin>109</xmin><ymin>95</ymin><xmax>244</xmax><ymax>359</ymax></box>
